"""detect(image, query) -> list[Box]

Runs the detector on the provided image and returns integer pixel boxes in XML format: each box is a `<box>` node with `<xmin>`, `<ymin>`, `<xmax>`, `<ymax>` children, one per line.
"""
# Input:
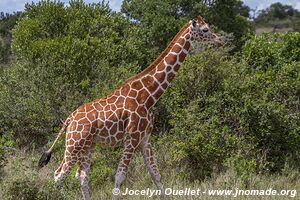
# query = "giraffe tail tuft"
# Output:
<box><xmin>38</xmin><ymin>150</ymin><xmax>52</xmax><ymax>169</ymax></box>
<box><xmin>37</xmin><ymin>119</ymin><xmax>69</xmax><ymax>169</ymax></box>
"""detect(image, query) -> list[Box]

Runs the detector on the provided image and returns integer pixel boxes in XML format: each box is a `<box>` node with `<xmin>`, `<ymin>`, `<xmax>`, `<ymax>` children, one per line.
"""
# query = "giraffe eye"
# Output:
<box><xmin>203</xmin><ymin>28</ymin><xmax>209</xmax><ymax>33</ymax></box>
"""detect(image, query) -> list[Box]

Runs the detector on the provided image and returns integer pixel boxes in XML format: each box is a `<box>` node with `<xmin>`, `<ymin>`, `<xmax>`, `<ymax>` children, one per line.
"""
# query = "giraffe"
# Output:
<box><xmin>38</xmin><ymin>16</ymin><xmax>223</xmax><ymax>200</ymax></box>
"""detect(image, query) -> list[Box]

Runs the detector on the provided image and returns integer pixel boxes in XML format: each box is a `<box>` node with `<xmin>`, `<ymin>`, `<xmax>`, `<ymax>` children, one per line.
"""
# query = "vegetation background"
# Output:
<box><xmin>0</xmin><ymin>0</ymin><xmax>299</xmax><ymax>199</ymax></box>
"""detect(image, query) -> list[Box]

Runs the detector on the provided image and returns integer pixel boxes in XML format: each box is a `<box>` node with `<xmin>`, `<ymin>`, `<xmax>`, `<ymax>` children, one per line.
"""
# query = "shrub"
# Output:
<box><xmin>158</xmin><ymin>34</ymin><xmax>300</xmax><ymax>180</ymax></box>
<box><xmin>242</xmin><ymin>32</ymin><xmax>300</xmax><ymax>71</ymax></box>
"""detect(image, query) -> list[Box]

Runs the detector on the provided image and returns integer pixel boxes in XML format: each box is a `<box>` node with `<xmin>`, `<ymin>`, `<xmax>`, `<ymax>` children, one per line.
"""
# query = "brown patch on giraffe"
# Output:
<box><xmin>124</xmin><ymin>118</ymin><xmax>130</xmax><ymax>129</ymax></box>
<box><xmin>99</xmin><ymin>111</ymin><xmax>105</xmax><ymax>120</ymax></box>
<box><xmin>101</xmin><ymin>128</ymin><xmax>109</xmax><ymax>137</ymax></box>
<box><xmin>122</xmin><ymin>110</ymin><xmax>130</xmax><ymax>119</ymax></box>
<box><xmin>107</xmin><ymin>95</ymin><xmax>117</xmax><ymax>104</ymax></box>
<box><xmin>166</xmin><ymin>66</ymin><xmax>172</xmax><ymax>72</ymax></box>
<box><xmin>66</xmin><ymin>132</ymin><xmax>72</xmax><ymax>140</ymax></box>
<box><xmin>78</xmin><ymin>117</ymin><xmax>89</xmax><ymax>125</ymax></box>
<box><xmin>179</xmin><ymin>51</ymin><xmax>187</xmax><ymax>63</ymax></box>
<box><xmin>116</xmin><ymin>132</ymin><xmax>123</xmax><ymax>140</ymax></box>
<box><xmin>79</xmin><ymin>139</ymin><xmax>85</xmax><ymax>146</ymax></box>
<box><xmin>85</xmin><ymin>103</ymin><xmax>94</xmax><ymax>112</ymax></box>
<box><xmin>154</xmin><ymin>72</ymin><xmax>166</xmax><ymax>83</ymax></box>
<box><xmin>91</xmin><ymin>126</ymin><xmax>97</xmax><ymax>134</ymax></box>
<box><xmin>162</xmin><ymin>82</ymin><xmax>168</xmax><ymax>90</ymax></box>
<box><xmin>174</xmin><ymin>64</ymin><xmax>180</xmax><ymax>72</ymax></box>
<box><xmin>172</xmin><ymin>44</ymin><xmax>181</xmax><ymax>53</ymax></box>
<box><xmin>72</xmin><ymin>131</ymin><xmax>81</xmax><ymax>140</ymax></box>
<box><xmin>131</xmin><ymin>112</ymin><xmax>139</xmax><ymax>123</ymax></box>
<box><xmin>157</xmin><ymin>62</ymin><xmax>165</xmax><ymax>71</ymax></box>
<box><xmin>76</xmin><ymin>105</ymin><xmax>85</xmax><ymax>113</ymax></box>
<box><xmin>118</xmin><ymin>120</ymin><xmax>124</xmax><ymax>131</ymax></box>
<box><xmin>121</xmin><ymin>84</ymin><xmax>130</xmax><ymax>96</ymax></box>
<box><xmin>99</xmin><ymin>100</ymin><xmax>106</xmax><ymax>107</ymax></box>
<box><xmin>139</xmin><ymin>118</ymin><xmax>148</xmax><ymax>131</ymax></box>
<box><xmin>104</xmin><ymin>105</ymin><xmax>111</xmax><ymax>111</ymax></box>
<box><xmin>147</xmin><ymin>81</ymin><xmax>159</xmax><ymax>93</ymax></box>
<box><xmin>185</xmin><ymin>34</ymin><xmax>191</xmax><ymax>40</ymax></box>
<box><xmin>87</xmin><ymin>110</ymin><xmax>98</xmax><ymax>121</ymax></box>
<box><xmin>77</xmin><ymin>124</ymin><xmax>84</xmax><ymax>132</ymax></box>
<box><xmin>165</xmin><ymin>54</ymin><xmax>177</xmax><ymax>65</ymax></box>
<box><xmin>142</xmin><ymin>76</ymin><xmax>155</xmax><ymax>88</ymax></box>
<box><xmin>111</xmin><ymin>104</ymin><xmax>117</xmax><ymax>111</ymax></box>
<box><xmin>108</xmin><ymin>113</ymin><xmax>118</xmax><ymax>122</ymax></box>
<box><xmin>69</xmin><ymin>121</ymin><xmax>78</xmax><ymax>131</ymax></box>
<box><xmin>142</xmin><ymin>76</ymin><xmax>158</xmax><ymax>93</ymax></box>
<box><xmin>146</xmin><ymin>96</ymin><xmax>155</xmax><ymax>108</ymax></box>
<box><xmin>93</xmin><ymin>102</ymin><xmax>103</xmax><ymax>111</ymax></box>
<box><xmin>116</xmin><ymin>96</ymin><xmax>125</xmax><ymax>108</ymax></box>
<box><xmin>68</xmin><ymin>139</ymin><xmax>75</xmax><ymax>145</ymax></box>
<box><xmin>137</xmin><ymin>89</ymin><xmax>150</xmax><ymax>104</ymax></box>
<box><xmin>85</xmin><ymin>140</ymin><xmax>92</xmax><ymax>147</ymax></box>
<box><xmin>74</xmin><ymin>113</ymin><xmax>86</xmax><ymax>120</ymax></box>
<box><xmin>105</xmin><ymin>110</ymin><xmax>113</xmax><ymax>119</ymax></box>
<box><xmin>129</xmin><ymin>89</ymin><xmax>138</xmax><ymax>98</ymax></box>
<box><xmin>131</xmin><ymin>80</ymin><xmax>143</xmax><ymax>90</ymax></box>
<box><xmin>137</xmin><ymin>106</ymin><xmax>147</xmax><ymax>117</ymax></box>
<box><xmin>184</xmin><ymin>41</ymin><xmax>190</xmax><ymax>50</ymax></box>
<box><xmin>114</xmin><ymin>89</ymin><xmax>120</xmax><ymax>96</ymax></box>
<box><xmin>110</xmin><ymin>137</ymin><xmax>117</xmax><ymax>146</ymax></box>
<box><xmin>115</xmin><ymin>108</ymin><xmax>123</xmax><ymax>117</ymax></box>
<box><xmin>153</xmin><ymin>88</ymin><xmax>164</xmax><ymax>99</ymax></box>
<box><xmin>110</xmin><ymin>123</ymin><xmax>118</xmax><ymax>133</ymax></box>
<box><xmin>125</xmin><ymin>98</ymin><xmax>138</xmax><ymax>110</ymax></box>
<box><xmin>167</xmin><ymin>72</ymin><xmax>176</xmax><ymax>83</ymax></box>
<box><xmin>178</xmin><ymin>38</ymin><xmax>185</xmax><ymax>46</ymax></box>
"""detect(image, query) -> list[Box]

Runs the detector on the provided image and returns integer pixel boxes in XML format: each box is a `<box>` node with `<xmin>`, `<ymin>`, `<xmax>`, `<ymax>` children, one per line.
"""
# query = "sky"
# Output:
<box><xmin>1</xmin><ymin>0</ymin><xmax>300</xmax><ymax>14</ymax></box>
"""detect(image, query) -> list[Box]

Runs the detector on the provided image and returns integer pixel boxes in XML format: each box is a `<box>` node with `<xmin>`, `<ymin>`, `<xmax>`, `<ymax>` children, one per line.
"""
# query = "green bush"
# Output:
<box><xmin>0</xmin><ymin>1</ymin><xmax>150</xmax><ymax>147</ymax></box>
<box><xmin>242</xmin><ymin>32</ymin><xmax>300</xmax><ymax>70</ymax></box>
<box><xmin>0</xmin><ymin>147</ymin><xmax>6</xmax><ymax>179</ymax></box>
<box><xmin>158</xmin><ymin>33</ymin><xmax>300</xmax><ymax>180</ymax></box>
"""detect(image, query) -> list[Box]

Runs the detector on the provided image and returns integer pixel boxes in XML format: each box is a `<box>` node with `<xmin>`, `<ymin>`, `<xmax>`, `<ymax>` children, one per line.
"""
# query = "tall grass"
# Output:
<box><xmin>0</xmin><ymin>145</ymin><xmax>299</xmax><ymax>200</ymax></box>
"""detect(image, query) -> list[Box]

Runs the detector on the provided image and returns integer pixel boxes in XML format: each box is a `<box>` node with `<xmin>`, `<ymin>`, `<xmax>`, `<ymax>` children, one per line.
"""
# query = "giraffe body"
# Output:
<box><xmin>39</xmin><ymin>16</ymin><xmax>223</xmax><ymax>200</ymax></box>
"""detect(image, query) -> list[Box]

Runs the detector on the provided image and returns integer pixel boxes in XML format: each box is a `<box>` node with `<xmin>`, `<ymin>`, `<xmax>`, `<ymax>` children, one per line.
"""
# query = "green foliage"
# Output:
<box><xmin>121</xmin><ymin>0</ymin><xmax>252</xmax><ymax>52</ymax></box>
<box><xmin>158</xmin><ymin>33</ymin><xmax>300</xmax><ymax>179</ymax></box>
<box><xmin>0</xmin><ymin>147</ymin><xmax>6</xmax><ymax>179</ymax></box>
<box><xmin>0</xmin><ymin>0</ymin><xmax>151</xmax><ymax>147</ymax></box>
<box><xmin>242</xmin><ymin>32</ymin><xmax>300</xmax><ymax>70</ymax></box>
<box><xmin>0</xmin><ymin>152</ymin><xmax>75</xmax><ymax>200</ymax></box>
<box><xmin>255</xmin><ymin>3</ymin><xmax>300</xmax><ymax>23</ymax></box>
<box><xmin>0</xmin><ymin>0</ymin><xmax>299</xmax><ymax>190</ymax></box>
<box><xmin>0</xmin><ymin>12</ymin><xmax>21</xmax><ymax>64</ymax></box>
<box><xmin>254</xmin><ymin>3</ymin><xmax>300</xmax><ymax>31</ymax></box>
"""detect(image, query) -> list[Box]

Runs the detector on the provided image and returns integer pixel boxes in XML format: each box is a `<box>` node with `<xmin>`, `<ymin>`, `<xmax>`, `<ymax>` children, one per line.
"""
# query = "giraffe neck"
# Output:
<box><xmin>138</xmin><ymin>26</ymin><xmax>193</xmax><ymax>109</ymax></box>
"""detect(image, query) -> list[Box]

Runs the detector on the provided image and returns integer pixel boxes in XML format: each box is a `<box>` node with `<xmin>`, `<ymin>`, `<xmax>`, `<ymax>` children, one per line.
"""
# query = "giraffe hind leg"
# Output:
<box><xmin>141</xmin><ymin>142</ymin><xmax>166</xmax><ymax>199</ymax></box>
<box><xmin>54</xmin><ymin>150</ymin><xmax>76</xmax><ymax>182</ymax></box>
<box><xmin>75</xmin><ymin>149</ymin><xmax>94</xmax><ymax>200</ymax></box>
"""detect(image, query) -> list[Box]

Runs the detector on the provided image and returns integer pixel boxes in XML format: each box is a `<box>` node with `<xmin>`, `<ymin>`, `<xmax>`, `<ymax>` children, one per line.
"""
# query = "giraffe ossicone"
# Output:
<box><xmin>38</xmin><ymin>16</ymin><xmax>223</xmax><ymax>200</ymax></box>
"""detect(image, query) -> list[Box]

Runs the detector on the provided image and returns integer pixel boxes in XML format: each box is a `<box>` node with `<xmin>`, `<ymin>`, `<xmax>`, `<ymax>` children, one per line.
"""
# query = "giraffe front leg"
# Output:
<box><xmin>141</xmin><ymin>142</ymin><xmax>166</xmax><ymax>199</ymax></box>
<box><xmin>112</xmin><ymin>135</ymin><xmax>139</xmax><ymax>200</ymax></box>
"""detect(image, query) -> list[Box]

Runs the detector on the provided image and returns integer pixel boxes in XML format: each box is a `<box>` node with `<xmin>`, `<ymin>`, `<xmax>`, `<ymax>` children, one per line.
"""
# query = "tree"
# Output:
<box><xmin>1</xmin><ymin>0</ymin><xmax>150</xmax><ymax>147</ymax></box>
<box><xmin>254</xmin><ymin>2</ymin><xmax>300</xmax><ymax>28</ymax></box>
<box><xmin>0</xmin><ymin>12</ymin><xmax>21</xmax><ymax>64</ymax></box>
<box><xmin>121</xmin><ymin>0</ymin><xmax>253</xmax><ymax>52</ymax></box>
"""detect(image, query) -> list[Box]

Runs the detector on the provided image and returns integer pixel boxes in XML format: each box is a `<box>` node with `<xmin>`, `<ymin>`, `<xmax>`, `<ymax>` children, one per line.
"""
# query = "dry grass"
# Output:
<box><xmin>0</xmin><ymin>149</ymin><xmax>299</xmax><ymax>200</ymax></box>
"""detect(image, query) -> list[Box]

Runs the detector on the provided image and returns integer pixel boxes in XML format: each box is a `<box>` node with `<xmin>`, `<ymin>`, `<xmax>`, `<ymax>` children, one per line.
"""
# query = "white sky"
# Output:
<box><xmin>0</xmin><ymin>0</ymin><xmax>299</xmax><ymax>14</ymax></box>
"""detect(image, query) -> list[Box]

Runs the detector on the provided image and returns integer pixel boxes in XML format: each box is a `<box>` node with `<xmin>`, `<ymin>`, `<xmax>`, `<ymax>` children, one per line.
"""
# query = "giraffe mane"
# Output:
<box><xmin>121</xmin><ymin>21</ymin><xmax>191</xmax><ymax>85</ymax></box>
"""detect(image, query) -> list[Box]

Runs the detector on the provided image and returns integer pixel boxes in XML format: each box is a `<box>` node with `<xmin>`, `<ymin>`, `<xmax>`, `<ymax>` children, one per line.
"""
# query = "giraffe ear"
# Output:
<box><xmin>192</xmin><ymin>19</ymin><xmax>197</xmax><ymax>27</ymax></box>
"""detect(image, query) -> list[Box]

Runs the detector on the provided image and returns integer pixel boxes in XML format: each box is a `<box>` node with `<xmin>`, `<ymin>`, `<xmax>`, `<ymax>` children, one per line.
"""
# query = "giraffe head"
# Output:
<box><xmin>190</xmin><ymin>16</ymin><xmax>224</xmax><ymax>46</ymax></box>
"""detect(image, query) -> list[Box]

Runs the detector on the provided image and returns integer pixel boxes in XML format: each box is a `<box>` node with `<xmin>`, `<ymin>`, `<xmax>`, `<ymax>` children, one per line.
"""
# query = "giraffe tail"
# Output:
<box><xmin>38</xmin><ymin>121</ymin><xmax>68</xmax><ymax>169</ymax></box>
